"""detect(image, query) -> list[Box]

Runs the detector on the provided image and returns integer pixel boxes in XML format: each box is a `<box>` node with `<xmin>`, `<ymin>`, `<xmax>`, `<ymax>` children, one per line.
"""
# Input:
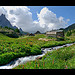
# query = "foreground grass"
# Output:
<box><xmin>13</xmin><ymin>44</ymin><xmax>75</xmax><ymax>69</ymax></box>
<box><xmin>0</xmin><ymin>33</ymin><xmax>75</xmax><ymax>65</ymax></box>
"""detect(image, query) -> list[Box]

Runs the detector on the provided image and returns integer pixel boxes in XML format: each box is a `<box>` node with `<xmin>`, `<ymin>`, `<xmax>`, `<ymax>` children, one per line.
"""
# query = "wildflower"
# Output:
<box><xmin>15</xmin><ymin>67</ymin><xmax>17</xmax><ymax>69</ymax></box>
<box><xmin>57</xmin><ymin>49</ymin><xmax>58</xmax><ymax>51</ymax></box>
<box><xmin>23</xmin><ymin>65</ymin><xmax>24</xmax><ymax>69</ymax></box>
<box><xmin>35</xmin><ymin>64</ymin><xmax>36</xmax><ymax>68</ymax></box>
<box><xmin>65</xmin><ymin>65</ymin><xmax>68</xmax><ymax>69</ymax></box>
<box><xmin>43</xmin><ymin>61</ymin><xmax>45</xmax><ymax>68</ymax></box>
<box><xmin>29</xmin><ymin>62</ymin><xmax>31</xmax><ymax>65</ymax></box>
<box><xmin>72</xmin><ymin>51</ymin><xmax>74</xmax><ymax>56</ymax></box>
<box><xmin>52</xmin><ymin>58</ymin><xmax>54</xmax><ymax>64</ymax></box>
<box><xmin>38</xmin><ymin>62</ymin><xmax>39</xmax><ymax>68</ymax></box>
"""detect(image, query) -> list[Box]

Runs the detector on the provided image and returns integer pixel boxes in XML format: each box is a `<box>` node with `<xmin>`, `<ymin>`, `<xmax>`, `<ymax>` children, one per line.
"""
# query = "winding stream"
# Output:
<box><xmin>0</xmin><ymin>42</ymin><xmax>75</xmax><ymax>69</ymax></box>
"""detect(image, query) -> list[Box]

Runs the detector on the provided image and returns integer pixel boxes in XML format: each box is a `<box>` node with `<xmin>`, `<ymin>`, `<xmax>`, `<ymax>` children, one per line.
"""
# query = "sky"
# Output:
<box><xmin>0</xmin><ymin>6</ymin><xmax>75</xmax><ymax>33</ymax></box>
<box><xmin>28</xmin><ymin>6</ymin><xmax>75</xmax><ymax>25</ymax></box>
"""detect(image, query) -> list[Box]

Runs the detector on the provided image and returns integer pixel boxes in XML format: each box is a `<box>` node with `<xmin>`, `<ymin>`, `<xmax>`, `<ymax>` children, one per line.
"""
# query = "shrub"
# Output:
<box><xmin>0</xmin><ymin>52</ymin><xmax>27</xmax><ymax>65</ymax></box>
<box><xmin>0</xmin><ymin>52</ymin><xmax>14</xmax><ymax>65</ymax></box>
<box><xmin>31</xmin><ymin>45</ymin><xmax>41</xmax><ymax>55</ymax></box>
<box><xmin>66</xmin><ymin>30</ymin><xmax>72</xmax><ymax>36</ymax></box>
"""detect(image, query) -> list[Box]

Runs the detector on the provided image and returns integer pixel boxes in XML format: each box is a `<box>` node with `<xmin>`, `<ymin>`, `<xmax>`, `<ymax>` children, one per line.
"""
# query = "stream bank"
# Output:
<box><xmin>0</xmin><ymin>42</ymin><xmax>75</xmax><ymax>69</ymax></box>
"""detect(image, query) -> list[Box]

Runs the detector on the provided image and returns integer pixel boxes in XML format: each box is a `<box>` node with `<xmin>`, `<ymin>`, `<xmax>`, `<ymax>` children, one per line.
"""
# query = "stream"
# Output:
<box><xmin>0</xmin><ymin>42</ymin><xmax>75</xmax><ymax>69</ymax></box>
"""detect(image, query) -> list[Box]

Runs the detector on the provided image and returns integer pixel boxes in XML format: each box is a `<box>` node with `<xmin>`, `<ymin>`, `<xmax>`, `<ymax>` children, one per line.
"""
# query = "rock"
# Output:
<box><xmin>42</xmin><ymin>48</ymin><xmax>45</xmax><ymax>50</ymax></box>
<box><xmin>38</xmin><ymin>38</ymin><xmax>53</xmax><ymax>41</ymax></box>
<box><xmin>49</xmin><ymin>48</ymin><xmax>52</xmax><ymax>50</ymax></box>
<box><xmin>36</xmin><ymin>56</ymin><xmax>42</xmax><ymax>60</ymax></box>
<box><xmin>18</xmin><ymin>60</ymin><xmax>21</xmax><ymax>63</ymax></box>
<box><xmin>64</xmin><ymin>45</ymin><xmax>67</xmax><ymax>47</ymax></box>
<box><xmin>73</xmin><ymin>43</ymin><xmax>75</xmax><ymax>45</ymax></box>
<box><xmin>10</xmin><ymin>61</ymin><xmax>16</xmax><ymax>66</ymax></box>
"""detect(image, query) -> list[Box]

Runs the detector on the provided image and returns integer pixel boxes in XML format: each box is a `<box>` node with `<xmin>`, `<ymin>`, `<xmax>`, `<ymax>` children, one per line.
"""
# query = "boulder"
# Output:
<box><xmin>64</xmin><ymin>45</ymin><xmax>67</xmax><ymax>47</ymax></box>
<box><xmin>36</xmin><ymin>56</ymin><xmax>42</xmax><ymax>60</ymax></box>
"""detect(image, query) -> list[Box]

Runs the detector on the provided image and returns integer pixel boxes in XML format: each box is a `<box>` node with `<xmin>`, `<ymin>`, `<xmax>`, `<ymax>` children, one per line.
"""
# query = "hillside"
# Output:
<box><xmin>0</xmin><ymin>13</ymin><xmax>29</xmax><ymax>38</ymax></box>
<box><xmin>0</xmin><ymin>33</ymin><xmax>10</xmax><ymax>39</ymax></box>
<box><xmin>65</xmin><ymin>23</ymin><xmax>75</xmax><ymax>32</ymax></box>
<box><xmin>0</xmin><ymin>14</ymin><xmax>27</xmax><ymax>35</ymax></box>
<box><xmin>0</xmin><ymin>27</ymin><xmax>22</xmax><ymax>38</ymax></box>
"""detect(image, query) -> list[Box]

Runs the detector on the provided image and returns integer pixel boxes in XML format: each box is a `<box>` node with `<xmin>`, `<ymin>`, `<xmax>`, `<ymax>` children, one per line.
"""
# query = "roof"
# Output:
<box><xmin>46</xmin><ymin>31</ymin><xmax>56</xmax><ymax>34</ymax></box>
<box><xmin>46</xmin><ymin>30</ymin><xmax>63</xmax><ymax>35</ymax></box>
<box><xmin>56</xmin><ymin>30</ymin><xmax>63</xmax><ymax>32</ymax></box>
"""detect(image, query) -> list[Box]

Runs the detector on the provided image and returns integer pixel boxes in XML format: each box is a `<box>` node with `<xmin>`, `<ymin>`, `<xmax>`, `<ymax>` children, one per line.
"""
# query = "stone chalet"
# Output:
<box><xmin>46</xmin><ymin>30</ymin><xmax>64</xmax><ymax>38</ymax></box>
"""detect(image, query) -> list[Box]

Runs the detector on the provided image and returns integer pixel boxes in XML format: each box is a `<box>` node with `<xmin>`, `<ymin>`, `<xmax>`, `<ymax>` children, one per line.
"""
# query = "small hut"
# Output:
<box><xmin>29</xmin><ymin>33</ymin><xmax>35</xmax><ymax>36</ymax></box>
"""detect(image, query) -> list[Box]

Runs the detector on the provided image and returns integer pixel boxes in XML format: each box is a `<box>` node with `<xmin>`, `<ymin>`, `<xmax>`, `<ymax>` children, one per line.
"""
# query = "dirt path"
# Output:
<box><xmin>38</xmin><ymin>38</ymin><xmax>55</xmax><ymax>41</ymax></box>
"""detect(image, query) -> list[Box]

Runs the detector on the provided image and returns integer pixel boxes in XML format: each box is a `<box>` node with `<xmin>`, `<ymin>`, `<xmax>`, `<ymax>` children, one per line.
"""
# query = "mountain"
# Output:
<box><xmin>0</xmin><ymin>14</ymin><xmax>20</xmax><ymax>30</ymax></box>
<box><xmin>19</xmin><ymin>28</ymin><xmax>29</xmax><ymax>35</ymax></box>
<box><xmin>13</xmin><ymin>26</ymin><xmax>18</xmax><ymax>29</ymax></box>
<box><xmin>0</xmin><ymin>14</ymin><xmax>14</xmax><ymax>28</ymax></box>
<box><xmin>64</xmin><ymin>23</ymin><xmax>75</xmax><ymax>32</ymax></box>
<box><xmin>19</xmin><ymin>28</ymin><xmax>23</xmax><ymax>33</ymax></box>
<box><xmin>0</xmin><ymin>14</ymin><xmax>26</xmax><ymax>34</ymax></box>
<box><xmin>35</xmin><ymin>31</ymin><xmax>41</xmax><ymax>34</ymax></box>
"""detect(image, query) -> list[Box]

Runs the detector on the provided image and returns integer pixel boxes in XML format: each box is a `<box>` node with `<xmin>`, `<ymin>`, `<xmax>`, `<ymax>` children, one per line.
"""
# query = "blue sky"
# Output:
<box><xmin>28</xmin><ymin>6</ymin><xmax>75</xmax><ymax>25</ymax></box>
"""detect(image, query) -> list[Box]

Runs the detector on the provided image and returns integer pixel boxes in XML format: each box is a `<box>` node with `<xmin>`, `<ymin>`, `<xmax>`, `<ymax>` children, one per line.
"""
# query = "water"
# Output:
<box><xmin>0</xmin><ymin>42</ymin><xmax>75</xmax><ymax>69</ymax></box>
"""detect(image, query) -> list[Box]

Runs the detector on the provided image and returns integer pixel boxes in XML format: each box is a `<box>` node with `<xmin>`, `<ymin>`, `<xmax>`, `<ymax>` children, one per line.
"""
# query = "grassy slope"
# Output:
<box><xmin>0</xmin><ymin>33</ymin><xmax>75</xmax><ymax>66</ymax></box>
<box><xmin>0</xmin><ymin>33</ymin><xmax>10</xmax><ymax>39</ymax></box>
<box><xmin>13</xmin><ymin>44</ymin><xmax>75</xmax><ymax>69</ymax></box>
<box><xmin>65</xmin><ymin>23</ymin><xmax>75</xmax><ymax>32</ymax></box>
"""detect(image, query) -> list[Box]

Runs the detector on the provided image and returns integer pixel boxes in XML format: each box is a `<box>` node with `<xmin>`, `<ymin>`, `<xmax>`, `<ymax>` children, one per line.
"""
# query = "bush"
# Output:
<box><xmin>66</xmin><ymin>30</ymin><xmax>72</xmax><ymax>36</ymax></box>
<box><xmin>0</xmin><ymin>52</ymin><xmax>27</xmax><ymax>65</ymax></box>
<box><xmin>0</xmin><ymin>52</ymin><xmax>14</xmax><ymax>65</ymax></box>
<box><xmin>31</xmin><ymin>45</ymin><xmax>41</xmax><ymax>55</ymax></box>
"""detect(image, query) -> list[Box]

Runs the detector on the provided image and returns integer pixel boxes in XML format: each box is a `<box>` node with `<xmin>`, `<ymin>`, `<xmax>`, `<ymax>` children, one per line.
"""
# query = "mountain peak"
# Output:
<box><xmin>0</xmin><ymin>13</ymin><xmax>13</xmax><ymax>28</ymax></box>
<box><xmin>0</xmin><ymin>14</ymin><xmax>6</xmax><ymax>19</ymax></box>
<box><xmin>1</xmin><ymin>14</ymin><xmax>5</xmax><ymax>17</ymax></box>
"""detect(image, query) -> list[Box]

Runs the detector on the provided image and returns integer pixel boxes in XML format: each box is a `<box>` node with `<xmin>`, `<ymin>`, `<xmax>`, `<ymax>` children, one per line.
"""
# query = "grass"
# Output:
<box><xmin>0</xmin><ymin>33</ymin><xmax>75</xmax><ymax>66</ymax></box>
<box><xmin>13</xmin><ymin>44</ymin><xmax>75</xmax><ymax>69</ymax></box>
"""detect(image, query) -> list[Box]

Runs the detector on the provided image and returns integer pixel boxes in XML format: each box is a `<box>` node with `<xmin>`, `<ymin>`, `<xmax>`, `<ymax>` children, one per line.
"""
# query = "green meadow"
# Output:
<box><xmin>14</xmin><ymin>44</ymin><xmax>75</xmax><ymax>69</ymax></box>
<box><xmin>0</xmin><ymin>33</ymin><xmax>75</xmax><ymax>68</ymax></box>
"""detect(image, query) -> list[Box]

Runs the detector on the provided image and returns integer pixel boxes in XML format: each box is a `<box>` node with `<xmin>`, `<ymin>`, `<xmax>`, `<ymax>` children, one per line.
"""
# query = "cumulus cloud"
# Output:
<box><xmin>37</xmin><ymin>7</ymin><xmax>70</xmax><ymax>32</ymax></box>
<box><xmin>0</xmin><ymin>6</ymin><xmax>33</xmax><ymax>29</ymax></box>
<box><xmin>0</xmin><ymin>6</ymin><xmax>70</xmax><ymax>33</ymax></box>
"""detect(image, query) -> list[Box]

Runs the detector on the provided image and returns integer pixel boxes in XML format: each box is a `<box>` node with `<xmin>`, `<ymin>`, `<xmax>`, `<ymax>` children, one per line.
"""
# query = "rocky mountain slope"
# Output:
<box><xmin>0</xmin><ymin>14</ymin><xmax>14</xmax><ymax>28</ymax></box>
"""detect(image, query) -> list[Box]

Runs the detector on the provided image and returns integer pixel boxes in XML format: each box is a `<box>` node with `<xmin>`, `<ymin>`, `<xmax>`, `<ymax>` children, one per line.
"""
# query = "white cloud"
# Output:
<box><xmin>0</xmin><ymin>6</ymin><xmax>70</xmax><ymax>33</ymax></box>
<box><xmin>0</xmin><ymin>6</ymin><xmax>33</xmax><ymax>28</ymax></box>
<box><xmin>37</xmin><ymin>7</ymin><xmax>70</xmax><ymax>32</ymax></box>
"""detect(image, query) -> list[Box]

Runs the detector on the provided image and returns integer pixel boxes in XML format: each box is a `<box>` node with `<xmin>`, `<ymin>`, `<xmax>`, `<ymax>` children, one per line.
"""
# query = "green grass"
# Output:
<box><xmin>0</xmin><ymin>33</ymin><xmax>10</xmax><ymax>39</ymax></box>
<box><xmin>13</xmin><ymin>44</ymin><xmax>75</xmax><ymax>69</ymax></box>
<box><xmin>0</xmin><ymin>33</ymin><xmax>75</xmax><ymax>66</ymax></box>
